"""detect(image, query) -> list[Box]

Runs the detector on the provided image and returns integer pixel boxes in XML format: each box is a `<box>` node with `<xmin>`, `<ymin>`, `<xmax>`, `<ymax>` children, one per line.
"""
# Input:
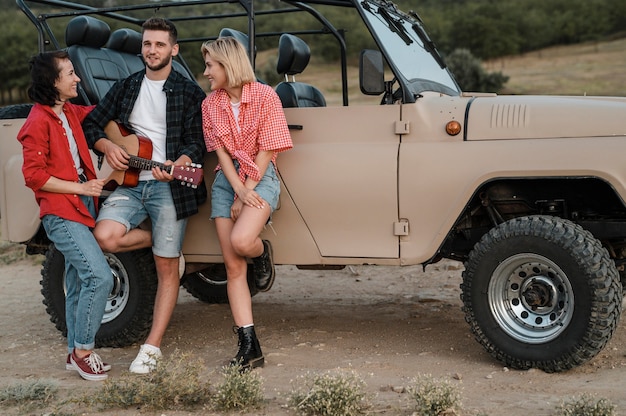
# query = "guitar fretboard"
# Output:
<box><xmin>128</xmin><ymin>155</ymin><xmax>173</xmax><ymax>175</ymax></box>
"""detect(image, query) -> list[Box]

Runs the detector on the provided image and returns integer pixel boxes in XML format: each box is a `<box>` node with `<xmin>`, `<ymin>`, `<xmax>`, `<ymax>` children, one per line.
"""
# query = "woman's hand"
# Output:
<box><xmin>82</xmin><ymin>179</ymin><xmax>105</xmax><ymax>197</ymax></box>
<box><xmin>236</xmin><ymin>187</ymin><xmax>265</xmax><ymax>210</ymax></box>
<box><xmin>231</xmin><ymin>198</ymin><xmax>244</xmax><ymax>221</ymax></box>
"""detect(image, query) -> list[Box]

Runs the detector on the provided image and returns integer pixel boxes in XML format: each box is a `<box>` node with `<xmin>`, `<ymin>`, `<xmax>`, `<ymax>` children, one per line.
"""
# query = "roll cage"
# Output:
<box><xmin>16</xmin><ymin>0</ymin><xmax>459</xmax><ymax>106</ymax></box>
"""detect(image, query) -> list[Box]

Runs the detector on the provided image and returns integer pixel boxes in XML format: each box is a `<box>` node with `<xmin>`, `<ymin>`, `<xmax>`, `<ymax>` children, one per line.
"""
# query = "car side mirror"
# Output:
<box><xmin>359</xmin><ymin>49</ymin><xmax>385</xmax><ymax>95</ymax></box>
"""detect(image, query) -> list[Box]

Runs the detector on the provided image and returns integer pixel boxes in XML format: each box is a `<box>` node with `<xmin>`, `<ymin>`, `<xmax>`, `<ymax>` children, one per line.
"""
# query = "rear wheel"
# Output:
<box><xmin>461</xmin><ymin>215</ymin><xmax>622</xmax><ymax>372</ymax></box>
<box><xmin>183</xmin><ymin>263</ymin><xmax>257</xmax><ymax>304</ymax></box>
<box><xmin>40</xmin><ymin>245</ymin><xmax>157</xmax><ymax>347</ymax></box>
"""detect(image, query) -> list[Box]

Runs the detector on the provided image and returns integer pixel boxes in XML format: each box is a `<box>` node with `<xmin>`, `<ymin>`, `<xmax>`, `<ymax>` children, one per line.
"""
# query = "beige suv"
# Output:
<box><xmin>2</xmin><ymin>0</ymin><xmax>625</xmax><ymax>372</ymax></box>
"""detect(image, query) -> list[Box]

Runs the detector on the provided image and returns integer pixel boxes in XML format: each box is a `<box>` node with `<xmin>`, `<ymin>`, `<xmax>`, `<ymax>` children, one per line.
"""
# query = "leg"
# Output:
<box><xmin>229</xmin><ymin>205</ymin><xmax>270</xmax><ymax>259</ymax></box>
<box><xmin>211</xmin><ymin>167</ymin><xmax>272</xmax><ymax>369</ymax></box>
<box><xmin>129</xmin><ymin>181</ymin><xmax>187</xmax><ymax>374</ymax></box>
<box><xmin>230</xmin><ymin>205</ymin><xmax>275</xmax><ymax>291</ymax></box>
<box><xmin>144</xmin><ymin>255</ymin><xmax>180</xmax><ymax>347</ymax></box>
<box><xmin>63</xmin><ymin>256</ymin><xmax>79</xmax><ymax>355</ymax></box>
<box><xmin>41</xmin><ymin>211</ymin><xmax>113</xmax><ymax>381</ymax></box>
<box><xmin>93</xmin><ymin>220</ymin><xmax>151</xmax><ymax>253</ymax></box>
<box><xmin>216</xmin><ymin>217</ymin><xmax>253</xmax><ymax>326</ymax></box>
<box><xmin>233</xmin><ymin>163</ymin><xmax>280</xmax><ymax>291</ymax></box>
<box><xmin>92</xmin><ymin>186</ymin><xmax>151</xmax><ymax>253</ymax></box>
<box><xmin>215</xmin><ymin>217</ymin><xmax>264</xmax><ymax>369</ymax></box>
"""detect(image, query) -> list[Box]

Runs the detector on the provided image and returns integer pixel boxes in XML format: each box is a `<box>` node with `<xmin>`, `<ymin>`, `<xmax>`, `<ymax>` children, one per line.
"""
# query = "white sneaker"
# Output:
<box><xmin>129</xmin><ymin>344</ymin><xmax>162</xmax><ymax>374</ymax></box>
<box><xmin>179</xmin><ymin>252</ymin><xmax>185</xmax><ymax>279</ymax></box>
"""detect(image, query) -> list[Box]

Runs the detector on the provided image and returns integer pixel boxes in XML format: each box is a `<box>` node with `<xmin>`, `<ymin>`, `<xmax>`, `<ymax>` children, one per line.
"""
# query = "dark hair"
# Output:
<box><xmin>27</xmin><ymin>50</ymin><xmax>70</xmax><ymax>107</ymax></box>
<box><xmin>142</xmin><ymin>17</ymin><xmax>177</xmax><ymax>44</ymax></box>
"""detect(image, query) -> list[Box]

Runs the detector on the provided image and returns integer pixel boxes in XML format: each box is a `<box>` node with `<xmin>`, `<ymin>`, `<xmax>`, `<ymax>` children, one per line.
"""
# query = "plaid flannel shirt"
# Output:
<box><xmin>83</xmin><ymin>69</ymin><xmax>207</xmax><ymax>219</ymax></box>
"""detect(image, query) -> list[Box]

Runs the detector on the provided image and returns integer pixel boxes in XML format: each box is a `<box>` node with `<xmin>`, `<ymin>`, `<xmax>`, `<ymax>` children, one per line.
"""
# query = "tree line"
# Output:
<box><xmin>1</xmin><ymin>0</ymin><xmax>624</xmax><ymax>104</ymax></box>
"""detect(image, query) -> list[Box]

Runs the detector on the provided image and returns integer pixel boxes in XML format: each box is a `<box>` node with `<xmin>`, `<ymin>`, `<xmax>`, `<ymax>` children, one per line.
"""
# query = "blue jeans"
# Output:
<box><xmin>42</xmin><ymin>195</ymin><xmax>113</xmax><ymax>353</ymax></box>
<box><xmin>96</xmin><ymin>180</ymin><xmax>187</xmax><ymax>258</ymax></box>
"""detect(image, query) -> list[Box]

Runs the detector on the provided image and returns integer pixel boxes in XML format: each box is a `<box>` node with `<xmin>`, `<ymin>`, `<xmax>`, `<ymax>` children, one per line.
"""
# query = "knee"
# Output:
<box><xmin>93</xmin><ymin>228</ymin><xmax>118</xmax><ymax>252</ymax></box>
<box><xmin>230</xmin><ymin>234</ymin><xmax>255</xmax><ymax>257</ymax></box>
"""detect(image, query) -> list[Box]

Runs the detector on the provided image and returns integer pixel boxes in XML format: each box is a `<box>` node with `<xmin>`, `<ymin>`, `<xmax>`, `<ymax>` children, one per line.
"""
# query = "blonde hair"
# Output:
<box><xmin>201</xmin><ymin>37</ymin><xmax>256</xmax><ymax>88</ymax></box>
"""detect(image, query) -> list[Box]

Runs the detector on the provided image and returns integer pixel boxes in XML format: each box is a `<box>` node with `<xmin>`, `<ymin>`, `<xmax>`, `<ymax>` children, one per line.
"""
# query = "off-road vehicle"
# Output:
<box><xmin>1</xmin><ymin>0</ymin><xmax>625</xmax><ymax>373</ymax></box>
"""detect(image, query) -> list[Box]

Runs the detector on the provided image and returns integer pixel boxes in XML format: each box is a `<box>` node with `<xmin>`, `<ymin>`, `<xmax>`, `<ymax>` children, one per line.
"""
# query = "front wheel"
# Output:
<box><xmin>461</xmin><ymin>215</ymin><xmax>622</xmax><ymax>372</ymax></box>
<box><xmin>40</xmin><ymin>245</ymin><xmax>157</xmax><ymax>347</ymax></box>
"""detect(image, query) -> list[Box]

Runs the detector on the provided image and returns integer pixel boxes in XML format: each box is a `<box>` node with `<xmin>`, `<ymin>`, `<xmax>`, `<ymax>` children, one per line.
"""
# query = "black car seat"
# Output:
<box><xmin>218</xmin><ymin>27</ymin><xmax>254</xmax><ymax>59</ymax></box>
<box><xmin>275</xmin><ymin>33</ymin><xmax>326</xmax><ymax>108</ymax></box>
<box><xmin>106</xmin><ymin>28</ymin><xmax>145</xmax><ymax>75</ymax></box>
<box><xmin>65</xmin><ymin>16</ymin><xmax>130</xmax><ymax>104</ymax></box>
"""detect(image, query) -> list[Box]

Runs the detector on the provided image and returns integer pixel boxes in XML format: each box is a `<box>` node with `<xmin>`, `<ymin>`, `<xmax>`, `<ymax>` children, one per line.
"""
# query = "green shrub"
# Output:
<box><xmin>408</xmin><ymin>374</ymin><xmax>461</xmax><ymax>416</ymax></box>
<box><xmin>0</xmin><ymin>378</ymin><xmax>58</xmax><ymax>411</ymax></box>
<box><xmin>213</xmin><ymin>363</ymin><xmax>264</xmax><ymax>411</ymax></box>
<box><xmin>446</xmin><ymin>48</ymin><xmax>509</xmax><ymax>93</ymax></box>
<box><xmin>87</xmin><ymin>350</ymin><xmax>211</xmax><ymax>411</ymax></box>
<box><xmin>553</xmin><ymin>394</ymin><xmax>616</xmax><ymax>416</ymax></box>
<box><xmin>289</xmin><ymin>369</ymin><xmax>369</xmax><ymax>416</ymax></box>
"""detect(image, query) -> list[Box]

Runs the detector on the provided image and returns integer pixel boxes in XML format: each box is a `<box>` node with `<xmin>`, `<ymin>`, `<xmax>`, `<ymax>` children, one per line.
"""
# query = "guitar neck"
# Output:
<box><xmin>128</xmin><ymin>155</ymin><xmax>173</xmax><ymax>175</ymax></box>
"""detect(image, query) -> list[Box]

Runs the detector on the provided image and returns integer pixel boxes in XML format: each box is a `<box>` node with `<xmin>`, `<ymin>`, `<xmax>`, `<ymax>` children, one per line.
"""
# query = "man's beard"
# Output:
<box><xmin>144</xmin><ymin>54</ymin><xmax>172</xmax><ymax>72</ymax></box>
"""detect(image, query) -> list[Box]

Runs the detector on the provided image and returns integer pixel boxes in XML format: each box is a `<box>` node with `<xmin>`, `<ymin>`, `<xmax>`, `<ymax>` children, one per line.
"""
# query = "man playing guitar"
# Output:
<box><xmin>83</xmin><ymin>17</ymin><xmax>206</xmax><ymax>374</ymax></box>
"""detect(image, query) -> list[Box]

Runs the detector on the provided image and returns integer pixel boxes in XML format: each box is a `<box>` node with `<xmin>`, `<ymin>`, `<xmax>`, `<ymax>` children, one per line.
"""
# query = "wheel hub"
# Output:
<box><xmin>489</xmin><ymin>254</ymin><xmax>574</xmax><ymax>343</ymax></box>
<box><xmin>521</xmin><ymin>276</ymin><xmax>557</xmax><ymax>311</ymax></box>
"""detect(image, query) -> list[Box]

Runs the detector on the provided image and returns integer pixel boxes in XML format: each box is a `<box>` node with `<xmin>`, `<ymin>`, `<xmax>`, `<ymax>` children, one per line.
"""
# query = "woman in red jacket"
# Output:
<box><xmin>18</xmin><ymin>51</ymin><xmax>113</xmax><ymax>381</ymax></box>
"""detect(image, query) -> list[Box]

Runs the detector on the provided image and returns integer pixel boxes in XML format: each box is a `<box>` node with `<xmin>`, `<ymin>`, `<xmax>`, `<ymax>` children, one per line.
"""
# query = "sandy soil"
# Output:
<box><xmin>1</xmin><ymin>257</ymin><xmax>625</xmax><ymax>415</ymax></box>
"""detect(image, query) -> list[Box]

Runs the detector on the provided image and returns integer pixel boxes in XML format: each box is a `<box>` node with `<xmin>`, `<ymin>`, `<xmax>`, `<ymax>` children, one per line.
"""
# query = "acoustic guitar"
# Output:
<box><xmin>103</xmin><ymin>121</ymin><xmax>203</xmax><ymax>191</ymax></box>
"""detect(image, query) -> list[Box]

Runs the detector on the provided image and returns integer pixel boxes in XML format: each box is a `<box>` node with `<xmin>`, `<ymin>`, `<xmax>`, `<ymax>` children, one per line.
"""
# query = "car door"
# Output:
<box><xmin>277</xmin><ymin>104</ymin><xmax>401</xmax><ymax>259</ymax></box>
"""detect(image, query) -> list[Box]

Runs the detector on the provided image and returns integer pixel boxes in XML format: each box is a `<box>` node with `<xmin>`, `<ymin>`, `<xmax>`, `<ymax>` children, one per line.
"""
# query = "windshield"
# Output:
<box><xmin>359</xmin><ymin>0</ymin><xmax>460</xmax><ymax>98</ymax></box>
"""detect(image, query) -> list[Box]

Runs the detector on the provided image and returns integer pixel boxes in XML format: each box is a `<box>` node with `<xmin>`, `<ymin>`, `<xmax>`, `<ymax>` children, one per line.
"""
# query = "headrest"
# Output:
<box><xmin>107</xmin><ymin>28</ymin><xmax>142</xmax><ymax>55</ymax></box>
<box><xmin>65</xmin><ymin>16</ymin><xmax>111</xmax><ymax>48</ymax></box>
<box><xmin>276</xmin><ymin>34</ymin><xmax>310</xmax><ymax>76</ymax></box>
<box><xmin>218</xmin><ymin>28</ymin><xmax>254</xmax><ymax>58</ymax></box>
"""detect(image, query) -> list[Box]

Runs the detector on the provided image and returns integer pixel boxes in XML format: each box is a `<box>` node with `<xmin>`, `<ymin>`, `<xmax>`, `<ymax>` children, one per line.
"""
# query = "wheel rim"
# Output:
<box><xmin>488</xmin><ymin>253</ymin><xmax>574</xmax><ymax>344</ymax></box>
<box><xmin>102</xmin><ymin>254</ymin><xmax>130</xmax><ymax>324</ymax></box>
<box><xmin>194</xmin><ymin>265</ymin><xmax>228</xmax><ymax>286</ymax></box>
<box><xmin>63</xmin><ymin>253</ymin><xmax>130</xmax><ymax>324</ymax></box>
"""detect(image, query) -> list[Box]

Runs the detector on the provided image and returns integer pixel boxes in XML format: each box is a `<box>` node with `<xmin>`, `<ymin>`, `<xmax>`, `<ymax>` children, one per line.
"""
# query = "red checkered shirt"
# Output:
<box><xmin>202</xmin><ymin>82</ymin><xmax>292</xmax><ymax>182</ymax></box>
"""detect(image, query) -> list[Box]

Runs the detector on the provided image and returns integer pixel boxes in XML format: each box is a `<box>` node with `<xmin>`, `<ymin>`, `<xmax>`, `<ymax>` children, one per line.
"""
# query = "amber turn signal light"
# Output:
<box><xmin>446</xmin><ymin>120</ymin><xmax>462</xmax><ymax>136</ymax></box>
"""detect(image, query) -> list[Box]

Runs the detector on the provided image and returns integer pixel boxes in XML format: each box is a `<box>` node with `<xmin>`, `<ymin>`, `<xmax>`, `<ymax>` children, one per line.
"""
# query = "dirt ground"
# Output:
<box><xmin>1</xmin><ymin>257</ymin><xmax>625</xmax><ymax>415</ymax></box>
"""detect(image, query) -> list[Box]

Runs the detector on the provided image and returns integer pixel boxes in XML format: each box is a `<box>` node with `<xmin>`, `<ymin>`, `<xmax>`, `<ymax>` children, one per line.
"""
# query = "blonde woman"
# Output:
<box><xmin>201</xmin><ymin>37</ymin><xmax>292</xmax><ymax>369</ymax></box>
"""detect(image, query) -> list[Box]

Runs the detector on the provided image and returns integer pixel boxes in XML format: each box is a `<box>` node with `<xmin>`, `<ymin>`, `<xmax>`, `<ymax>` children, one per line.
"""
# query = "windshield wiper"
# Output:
<box><xmin>377</xmin><ymin>6</ymin><xmax>412</xmax><ymax>45</ymax></box>
<box><xmin>409</xmin><ymin>11</ymin><xmax>446</xmax><ymax>69</ymax></box>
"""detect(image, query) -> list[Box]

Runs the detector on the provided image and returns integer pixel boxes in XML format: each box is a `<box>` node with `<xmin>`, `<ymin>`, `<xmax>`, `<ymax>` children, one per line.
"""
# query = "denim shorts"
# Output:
<box><xmin>211</xmin><ymin>161</ymin><xmax>280</xmax><ymax>219</ymax></box>
<box><xmin>97</xmin><ymin>180</ymin><xmax>187</xmax><ymax>258</ymax></box>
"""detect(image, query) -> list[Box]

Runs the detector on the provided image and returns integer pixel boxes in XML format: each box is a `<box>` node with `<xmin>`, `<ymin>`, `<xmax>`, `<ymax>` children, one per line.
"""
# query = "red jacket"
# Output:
<box><xmin>18</xmin><ymin>102</ymin><xmax>98</xmax><ymax>227</ymax></box>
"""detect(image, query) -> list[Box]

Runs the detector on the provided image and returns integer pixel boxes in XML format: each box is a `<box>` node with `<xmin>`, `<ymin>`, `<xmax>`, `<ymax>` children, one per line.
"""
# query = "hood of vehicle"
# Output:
<box><xmin>465</xmin><ymin>95</ymin><xmax>626</xmax><ymax>141</ymax></box>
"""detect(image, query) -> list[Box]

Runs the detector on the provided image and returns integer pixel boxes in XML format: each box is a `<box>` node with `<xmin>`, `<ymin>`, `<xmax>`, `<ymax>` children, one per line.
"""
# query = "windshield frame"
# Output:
<box><xmin>356</xmin><ymin>0</ymin><xmax>460</xmax><ymax>102</ymax></box>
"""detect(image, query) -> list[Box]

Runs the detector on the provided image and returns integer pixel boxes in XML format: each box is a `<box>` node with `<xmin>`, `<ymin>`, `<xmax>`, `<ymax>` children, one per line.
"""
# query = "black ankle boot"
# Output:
<box><xmin>252</xmin><ymin>240</ymin><xmax>275</xmax><ymax>292</ymax></box>
<box><xmin>231</xmin><ymin>326</ymin><xmax>264</xmax><ymax>370</ymax></box>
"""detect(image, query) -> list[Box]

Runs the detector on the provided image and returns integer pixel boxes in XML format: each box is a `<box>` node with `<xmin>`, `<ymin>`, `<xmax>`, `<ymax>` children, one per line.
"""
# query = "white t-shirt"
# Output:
<box><xmin>231</xmin><ymin>101</ymin><xmax>241</xmax><ymax>133</ymax></box>
<box><xmin>59</xmin><ymin>111</ymin><xmax>83</xmax><ymax>176</ymax></box>
<box><xmin>128</xmin><ymin>76</ymin><xmax>167</xmax><ymax>181</ymax></box>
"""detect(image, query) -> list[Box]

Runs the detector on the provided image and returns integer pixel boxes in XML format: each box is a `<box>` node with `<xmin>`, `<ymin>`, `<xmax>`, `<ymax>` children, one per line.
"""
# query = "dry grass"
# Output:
<box><xmin>553</xmin><ymin>394</ymin><xmax>616</xmax><ymax>416</ymax></box>
<box><xmin>485</xmin><ymin>37</ymin><xmax>626</xmax><ymax>96</ymax></box>
<box><xmin>251</xmin><ymin>37</ymin><xmax>626</xmax><ymax>101</ymax></box>
<box><xmin>288</xmin><ymin>369</ymin><xmax>369</xmax><ymax>416</ymax></box>
<box><xmin>407</xmin><ymin>374</ymin><xmax>462</xmax><ymax>416</ymax></box>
